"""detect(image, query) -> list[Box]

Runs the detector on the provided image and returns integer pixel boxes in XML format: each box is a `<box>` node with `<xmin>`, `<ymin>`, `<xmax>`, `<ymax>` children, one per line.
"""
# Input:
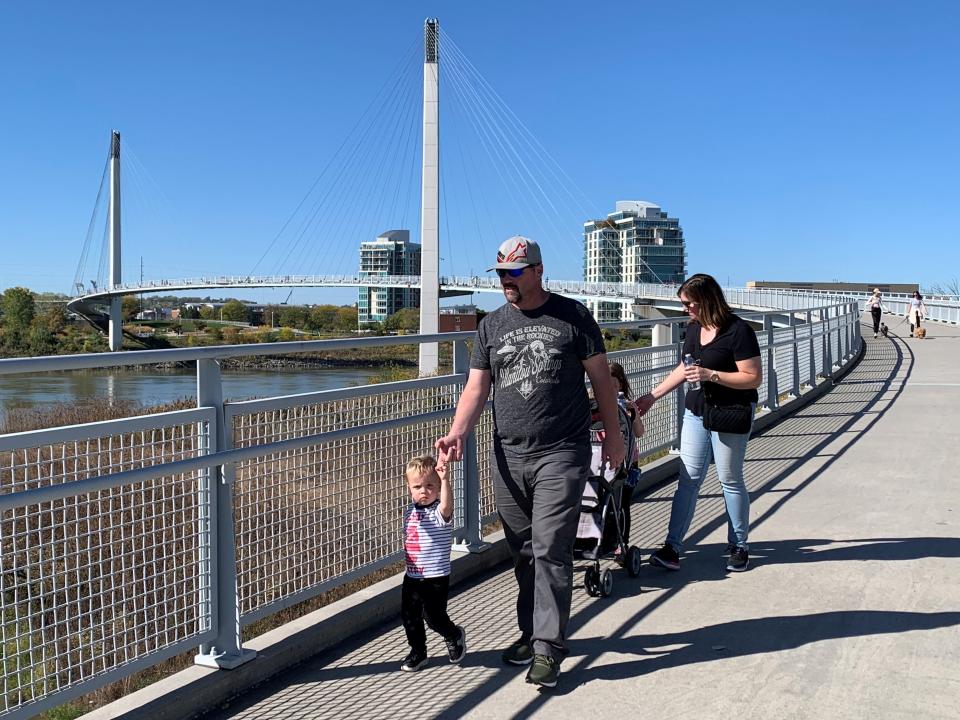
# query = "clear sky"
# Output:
<box><xmin>2</xmin><ymin>1</ymin><xmax>958</xmax><ymax>308</ymax></box>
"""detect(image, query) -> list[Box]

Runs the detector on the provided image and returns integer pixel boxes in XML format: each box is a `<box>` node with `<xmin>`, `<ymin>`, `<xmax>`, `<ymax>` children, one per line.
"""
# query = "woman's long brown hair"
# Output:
<box><xmin>678</xmin><ymin>273</ymin><xmax>734</xmax><ymax>330</ymax></box>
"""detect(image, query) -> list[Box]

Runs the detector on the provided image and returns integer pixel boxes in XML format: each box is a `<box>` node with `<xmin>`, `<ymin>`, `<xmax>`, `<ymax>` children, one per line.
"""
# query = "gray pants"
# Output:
<box><xmin>492</xmin><ymin>442</ymin><xmax>590</xmax><ymax>661</ymax></box>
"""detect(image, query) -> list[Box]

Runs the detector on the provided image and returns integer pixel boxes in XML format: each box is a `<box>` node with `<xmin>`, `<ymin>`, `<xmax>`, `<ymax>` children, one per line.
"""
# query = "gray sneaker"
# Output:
<box><xmin>501</xmin><ymin>637</ymin><xmax>534</xmax><ymax>665</ymax></box>
<box><xmin>525</xmin><ymin>654</ymin><xmax>560</xmax><ymax>688</ymax></box>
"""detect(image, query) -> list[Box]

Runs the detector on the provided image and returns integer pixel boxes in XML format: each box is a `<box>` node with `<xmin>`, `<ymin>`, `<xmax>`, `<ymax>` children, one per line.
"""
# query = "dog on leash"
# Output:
<box><xmin>915</xmin><ymin>327</ymin><xmax>927</xmax><ymax>339</ymax></box>
<box><xmin>880</xmin><ymin>323</ymin><xmax>888</xmax><ymax>337</ymax></box>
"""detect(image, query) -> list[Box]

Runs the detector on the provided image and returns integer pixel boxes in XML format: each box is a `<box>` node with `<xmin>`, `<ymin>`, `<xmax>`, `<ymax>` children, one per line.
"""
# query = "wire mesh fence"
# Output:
<box><xmin>0</xmin><ymin>410</ymin><xmax>215</xmax><ymax>718</ymax></box>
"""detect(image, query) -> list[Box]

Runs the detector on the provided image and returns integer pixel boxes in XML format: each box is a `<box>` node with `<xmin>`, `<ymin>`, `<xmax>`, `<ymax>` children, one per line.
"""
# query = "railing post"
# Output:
<box><xmin>789</xmin><ymin>312</ymin><xmax>800</xmax><ymax>399</ymax></box>
<box><xmin>764</xmin><ymin>314</ymin><xmax>778</xmax><ymax>410</ymax></box>
<box><xmin>656</xmin><ymin>322</ymin><xmax>684</xmax><ymax>454</ymax></box>
<box><xmin>825</xmin><ymin>307</ymin><xmax>835</xmax><ymax>376</ymax></box>
<box><xmin>849</xmin><ymin>301</ymin><xmax>860</xmax><ymax>357</ymax></box>
<box><xmin>806</xmin><ymin>310</ymin><xmax>816</xmax><ymax>388</ymax></box>
<box><xmin>451</xmin><ymin>339</ymin><xmax>489</xmax><ymax>553</ymax></box>
<box><xmin>195</xmin><ymin>359</ymin><xmax>256</xmax><ymax>669</ymax></box>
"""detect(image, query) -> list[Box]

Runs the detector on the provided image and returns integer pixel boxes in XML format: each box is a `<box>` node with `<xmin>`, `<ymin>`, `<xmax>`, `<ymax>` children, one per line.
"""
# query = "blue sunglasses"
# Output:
<box><xmin>495</xmin><ymin>265</ymin><xmax>535</xmax><ymax>278</ymax></box>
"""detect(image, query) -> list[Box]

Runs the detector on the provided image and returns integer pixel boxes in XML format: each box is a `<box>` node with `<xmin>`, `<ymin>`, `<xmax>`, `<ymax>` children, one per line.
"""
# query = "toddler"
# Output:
<box><xmin>400</xmin><ymin>453</ymin><xmax>466</xmax><ymax>671</ymax></box>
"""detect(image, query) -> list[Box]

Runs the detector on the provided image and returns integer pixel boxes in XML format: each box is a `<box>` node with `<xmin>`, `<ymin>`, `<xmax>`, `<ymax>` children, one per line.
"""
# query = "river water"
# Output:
<box><xmin>0</xmin><ymin>366</ymin><xmax>381</xmax><ymax>412</ymax></box>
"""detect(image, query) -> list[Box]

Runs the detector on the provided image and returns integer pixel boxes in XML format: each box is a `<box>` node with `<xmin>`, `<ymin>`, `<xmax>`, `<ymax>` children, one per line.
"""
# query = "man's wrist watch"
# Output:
<box><xmin>709</xmin><ymin>371</ymin><xmax>720</xmax><ymax>384</ymax></box>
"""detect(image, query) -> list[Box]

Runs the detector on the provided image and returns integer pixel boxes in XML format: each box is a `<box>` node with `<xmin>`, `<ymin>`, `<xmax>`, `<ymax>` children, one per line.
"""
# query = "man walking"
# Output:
<box><xmin>436</xmin><ymin>236</ymin><xmax>624</xmax><ymax>688</ymax></box>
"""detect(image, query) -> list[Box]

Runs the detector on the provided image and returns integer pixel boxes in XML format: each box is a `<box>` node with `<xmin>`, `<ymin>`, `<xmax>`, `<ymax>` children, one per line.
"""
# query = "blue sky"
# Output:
<box><xmin>1</xmin><ymin>1</ymin><xmax>958</xmax><ymax>308</ymax></box>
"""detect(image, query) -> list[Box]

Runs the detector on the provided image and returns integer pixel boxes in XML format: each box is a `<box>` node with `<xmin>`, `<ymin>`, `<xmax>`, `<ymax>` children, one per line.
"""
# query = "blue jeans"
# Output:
<box><xmin>666</xmin><ymin>407</ymin><xmax>754</xmax><ymax>552</ymax></box>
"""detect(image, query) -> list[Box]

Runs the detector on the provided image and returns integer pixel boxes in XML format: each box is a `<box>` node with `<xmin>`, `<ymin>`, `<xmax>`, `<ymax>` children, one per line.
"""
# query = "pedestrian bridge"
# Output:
<box><xmin>2</xmin><ymin>293</ymin><xmax>959</xmax><ymax>719</ymax></box>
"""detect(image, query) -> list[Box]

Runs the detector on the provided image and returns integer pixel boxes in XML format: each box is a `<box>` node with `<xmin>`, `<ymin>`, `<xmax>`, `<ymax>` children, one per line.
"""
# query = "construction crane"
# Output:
<box><xmin>280</xmin><ymin>290</ymin><xmax>293</xmax><ymax>305</ymax></box>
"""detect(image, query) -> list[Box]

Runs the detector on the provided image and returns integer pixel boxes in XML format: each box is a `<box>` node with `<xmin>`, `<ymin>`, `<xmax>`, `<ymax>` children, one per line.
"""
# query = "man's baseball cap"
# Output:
<box><xmin>488</xmin><ymin>236</ymin><xmax>542</xmax><ymax>271</ymax></box>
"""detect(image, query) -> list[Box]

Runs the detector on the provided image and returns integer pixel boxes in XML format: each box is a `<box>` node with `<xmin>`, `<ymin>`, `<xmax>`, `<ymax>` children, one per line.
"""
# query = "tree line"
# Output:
<box><xmin>0</xmin><ymin>287</ymin><xmax>107</xmax><ymax>357</ymax></box>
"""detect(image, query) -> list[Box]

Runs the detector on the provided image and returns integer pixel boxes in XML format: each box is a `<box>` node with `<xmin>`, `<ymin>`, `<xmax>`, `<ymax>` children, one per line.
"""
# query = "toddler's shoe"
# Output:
<box><xmin>446</xmin><ymin>626</ymin><xmax>467</xmax><ymax>664</ymax></box>
<box><xmin>400</xmin><ymin>649</ymin><xmax>428</xmax><ymax>672</ymax></box>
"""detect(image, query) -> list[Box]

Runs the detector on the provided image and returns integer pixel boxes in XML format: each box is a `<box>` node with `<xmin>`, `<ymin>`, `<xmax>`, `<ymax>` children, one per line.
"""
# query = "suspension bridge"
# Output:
<box><xmin>4</xmin><ymin>16</ymin><xmax>960</xmax><ymax>720</ymax></box>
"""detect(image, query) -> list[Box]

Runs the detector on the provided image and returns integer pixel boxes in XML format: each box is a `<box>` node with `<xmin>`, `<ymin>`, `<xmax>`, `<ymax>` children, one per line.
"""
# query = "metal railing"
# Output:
<box><xmin>0</xmin><ymin>298</ymin><xmax>862</xmax><ymax>718</ymax></box>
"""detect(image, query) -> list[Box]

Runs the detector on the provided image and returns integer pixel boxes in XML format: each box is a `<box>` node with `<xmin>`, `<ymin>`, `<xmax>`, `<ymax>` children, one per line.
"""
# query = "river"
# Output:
<box><xmin>0</xmin><ymin>366</ymin><xmax>382</xmax><ymax>412</ymax></box>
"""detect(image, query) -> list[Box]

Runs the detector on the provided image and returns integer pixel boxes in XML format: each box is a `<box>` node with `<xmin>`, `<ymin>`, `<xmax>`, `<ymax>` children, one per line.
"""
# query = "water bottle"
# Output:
<box><xmin>683</xmin><ymin>354</ymin><xmax>701</xmax><ymax>391</ymax></box>
<box><xmin>617</xmin><ymin>391</ymin><xmax>627</xmax><ymax>410</ymax></box>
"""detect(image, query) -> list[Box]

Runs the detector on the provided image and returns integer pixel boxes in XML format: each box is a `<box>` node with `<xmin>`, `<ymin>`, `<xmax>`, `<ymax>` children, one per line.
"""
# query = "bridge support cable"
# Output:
<box><xmin>441</xmin><ymin>46</ymin><xmax>568</xmax><ymax>248</ymax></box>
<box><xmin>296</xmin><ymin>50</ymin><xmax>420</xmax><ymax>276</ymax></box>
<box><xmin>72</xmin><ymin>153</ymin><xmax>110</xmax><ymax>296</ymax></box>
<box><xmin>439</xmin><ymin>29</ymin><xmax>636</xmax><ymax>291</ymax></box>
<box><xmin>255</xmin><ymin>39</ymin><xmax>421</xmax><ymax>280</ymax></box>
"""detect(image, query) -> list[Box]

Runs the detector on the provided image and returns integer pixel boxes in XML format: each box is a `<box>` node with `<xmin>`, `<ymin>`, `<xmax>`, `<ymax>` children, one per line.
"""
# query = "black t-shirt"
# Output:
<box><xmin>682</xmin><ymin>315</ymin><xmax>761</xmax><ymax>416</ymax></box>
<box><xmin>470</xmin><ymin>293</ymin><xmax>605</xmax><ymax>453</ymax></box>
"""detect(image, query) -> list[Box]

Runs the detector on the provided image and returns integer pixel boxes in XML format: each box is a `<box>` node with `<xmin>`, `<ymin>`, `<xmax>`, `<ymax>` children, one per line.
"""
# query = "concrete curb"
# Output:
<box><xmin>84</xmin><ymin>338</ymin><xmax>864</xmax><ymax>720</ymax></box>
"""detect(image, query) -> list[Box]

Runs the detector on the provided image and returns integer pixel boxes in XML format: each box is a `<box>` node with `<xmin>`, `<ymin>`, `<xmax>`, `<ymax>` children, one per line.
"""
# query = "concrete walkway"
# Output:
<box><xmin>202</xmin><ymin>320</ymin><xmax>960</xmax><ymax>720</ymax></box>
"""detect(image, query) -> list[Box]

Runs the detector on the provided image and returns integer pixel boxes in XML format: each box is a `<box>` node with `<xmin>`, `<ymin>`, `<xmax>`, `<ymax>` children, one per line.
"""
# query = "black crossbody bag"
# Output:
<box><xmin>701</xmin><ymin>384</ymin><xmax>753</xmax><ymax>434</ymax></box>
<box><xmin>690</xmin><ymin>321</ymin><xmax>753</xmax><ymax>435</ymax></box>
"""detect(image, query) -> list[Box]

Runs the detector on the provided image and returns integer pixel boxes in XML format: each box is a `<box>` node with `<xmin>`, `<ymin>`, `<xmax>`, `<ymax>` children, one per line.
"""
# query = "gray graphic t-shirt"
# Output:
<box><xmin>470</xmin><ymin>293</ymin><xmax>605</xmax><ymax>453</ymax></box>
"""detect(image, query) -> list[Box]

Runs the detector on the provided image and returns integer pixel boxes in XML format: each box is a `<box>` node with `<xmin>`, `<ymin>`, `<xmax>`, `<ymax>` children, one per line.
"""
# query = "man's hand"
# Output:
<box><xmin>601</xmin><ymin>431</ymin><xmax>626</xmax><ymax>473</ymax></box>
<box><xmin>435</xmin><ymin>433</ymin><xmax>465</xmax><ymax>462</ymax></box>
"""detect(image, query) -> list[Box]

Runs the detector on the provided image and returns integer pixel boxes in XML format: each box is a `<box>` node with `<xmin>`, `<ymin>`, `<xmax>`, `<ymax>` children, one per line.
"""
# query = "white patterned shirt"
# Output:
<box><xmin>403</xmin><ymin>500</ymin><xmax>453</xmax><ymax>579</ymax></box>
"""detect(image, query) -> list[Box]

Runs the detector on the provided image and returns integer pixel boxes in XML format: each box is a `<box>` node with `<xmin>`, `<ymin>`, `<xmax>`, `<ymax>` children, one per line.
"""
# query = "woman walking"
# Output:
<box><xmin>634</xmin><ymin>274</ymin><xmax>762</xmax><ymax>572</ymax></box>
<box><xmin>866</xmin><ymin>288</ymin><xmax>883</xmax><ymax>339</ymax></box>
<box><xmin>908</xmin><ymin>291</ymin><xmax>927</xmax><ymax>337</ymax></box>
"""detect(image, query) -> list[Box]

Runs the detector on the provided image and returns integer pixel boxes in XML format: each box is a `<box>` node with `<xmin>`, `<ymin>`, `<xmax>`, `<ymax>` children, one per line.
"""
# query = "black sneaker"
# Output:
<box><xmin>400</xmin><ymin>649</ymin><xmax>428</xmax><ymax>672</ymax></box>
<box><xmin>650</xmin><ymin>543</ymin><xmax>680</xmax><ymax>571</ymax></box>
<box><xmin>726</xmin><ymin>547</ymin><xmax>749</xmax><ymax>572</ymax></box>
<box><xmin>445</xmin><ymin>626</ymin><xmax>467</xmax><ymax>664</ymax></box>
<box><xmin>525</xmin><ymin>654</ymin><xmax>560</xmax><ymax>688</ymax></box>
<box><xmin>502</xmin><ymin>636</ymin><xmax>534</xmax><ymax>665</ymax></box>
<box><xmin>723</xmin><ymin>543</ymin><xmax>737</xmax><ymax>557</ymax></box>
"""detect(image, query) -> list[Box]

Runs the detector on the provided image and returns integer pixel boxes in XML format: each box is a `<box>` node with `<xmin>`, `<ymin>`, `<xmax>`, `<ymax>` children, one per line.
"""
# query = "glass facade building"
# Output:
<box><xmin>583</xmin><ymin>201</ymin><xmax>686</xmax><ymax>321</ymax></box>
<box><xmin>358</xmin><ymin>230</ymin><xmax>421</xmax><ymax>324</ymax></box>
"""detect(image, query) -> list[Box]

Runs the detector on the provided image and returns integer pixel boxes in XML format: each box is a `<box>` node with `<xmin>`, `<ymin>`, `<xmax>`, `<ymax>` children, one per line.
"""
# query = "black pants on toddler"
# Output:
<box><xmin>401</xmin><ymin>574</ymin><xmax>458</xmax><ymax>653</ymax></box>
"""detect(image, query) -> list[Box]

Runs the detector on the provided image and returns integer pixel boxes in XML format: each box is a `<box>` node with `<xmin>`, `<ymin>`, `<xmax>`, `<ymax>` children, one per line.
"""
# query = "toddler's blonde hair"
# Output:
<box><xmin>406</xmin><ymin>455</ymin><xmax>437</xmax><ymax>480</ymax></box>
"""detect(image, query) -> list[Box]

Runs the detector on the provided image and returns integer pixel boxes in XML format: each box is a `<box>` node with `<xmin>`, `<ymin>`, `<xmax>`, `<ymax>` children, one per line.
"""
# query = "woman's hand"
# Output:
<box><xmin>683</xmin><ymin>363</ymin><xmax>706</xmax><ymax>385</ymax></box>
<box><xmin>634</xmin><ymin>393</ymin><xmax>656</xmax><ymax>416</ymax></box>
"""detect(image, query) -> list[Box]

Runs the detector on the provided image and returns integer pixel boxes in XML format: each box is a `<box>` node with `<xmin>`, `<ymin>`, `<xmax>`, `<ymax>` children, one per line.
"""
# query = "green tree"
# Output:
<box><xmin>179</xmin><ymin>305</ymin><xmax>200</xmax><ymax>320</ymax></box>
<box><xmin>334</xmin><ymin>306</ymin><xmax>358</xmax><ymax>332</ymax></box>
<box><xmin>199</xmin><ymin>306</ymin><xmax>216</xmax><ymax>320</ymax></box>
<box><xmin>384</xmin><ymin>307</ymin><xmax>420</xmax><ymax>333</ymax></box>
<box><xmin>221</xmin><ymin>300</ymin><xmax>250</xmax><ymax>323</ymax></box>
<box><xmin>0</xmin><ymin>287</ymin><xmax>35</xmax><ymax>354</ymax></box>
<box><xmin>306</xmin><ymin>305</ymin><xmax>338</xmax><ymax>333</ymax></box>
<box><xmin>279</xmin><ymin>306</ymin><xmax>308</xmax><ymax>329</ymax></box>
<box><xmin>122</xmin><ymin>295</ymin><xmax>140</xmax><ymax>321</ymax></box>
<box><xmin>38</xmin><ymin>306</ymin><xmax>67</xmax><ymax>336</ymax></box>
<box><xmin>1</xmin><ymin>287</ymin><xmax>36</xmax><ymax>331</ymax></box>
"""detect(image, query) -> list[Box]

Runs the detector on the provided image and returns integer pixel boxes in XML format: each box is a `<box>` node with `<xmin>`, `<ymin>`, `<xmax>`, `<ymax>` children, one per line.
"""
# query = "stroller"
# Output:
<box><xmin>575</xmin><ymin>400</ymin><xmax>643</xmax><ymax>597</ymax></box>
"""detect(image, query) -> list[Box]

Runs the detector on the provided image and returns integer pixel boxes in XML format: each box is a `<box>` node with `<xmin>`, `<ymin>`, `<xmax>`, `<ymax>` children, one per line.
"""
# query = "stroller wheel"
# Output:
<box><xmin>600</xmin><ymin>569</ymin><xmax>614</xmax><ymax>597</ymax></box>
<box><xmin>626</xmin><ymin>546</ymin><xmax>642</xmax><ymax>577</ymax></box>
<box><xmin>584</xmin><ymin>566</ymin><xmax>599</xmax><ymax>596</ymax></box>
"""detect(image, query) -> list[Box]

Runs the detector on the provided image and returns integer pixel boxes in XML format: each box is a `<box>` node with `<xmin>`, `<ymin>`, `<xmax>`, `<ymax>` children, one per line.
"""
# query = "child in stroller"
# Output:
<box><xmin>574</xmin><ymin>399</ymin><xmax>643</xmax><ymax>597</ymax></box>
